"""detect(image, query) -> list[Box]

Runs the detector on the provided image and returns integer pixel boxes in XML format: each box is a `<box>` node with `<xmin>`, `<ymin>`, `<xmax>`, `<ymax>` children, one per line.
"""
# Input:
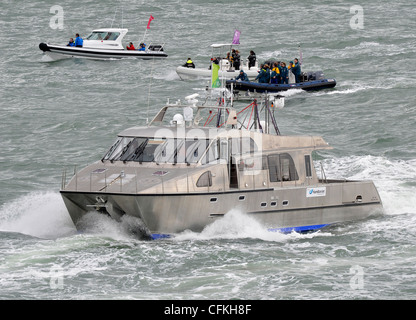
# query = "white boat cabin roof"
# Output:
<box><xmin>210</xmin><ymin>43</ymin><xmax>239</xmax><ymax>48</ymax></box>
<box><xmin>85</xmin><ymin>28</ymin><xmax>128</xmax><ymax>42</ymax></box>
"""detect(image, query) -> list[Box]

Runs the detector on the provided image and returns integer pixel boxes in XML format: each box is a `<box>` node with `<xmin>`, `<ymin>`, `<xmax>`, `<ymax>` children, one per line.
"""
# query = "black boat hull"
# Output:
<box><xmin>226</xmin><ymin>78</ymin><xmax>336</xmax><ymax>93</ymax></box>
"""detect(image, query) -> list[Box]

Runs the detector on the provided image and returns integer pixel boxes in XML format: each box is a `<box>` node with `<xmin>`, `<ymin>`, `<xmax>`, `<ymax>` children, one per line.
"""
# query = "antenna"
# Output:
<box><xmin>121</xmin><ymin>2</ymin><xmax>124</xmax><ymax>29</ymax></box>
<box><xmin>110</xmin><ymin>8</ymin><xmax>117</xmax><ymax>28</ymax></box>
<box><xmin>146</xmin><ymin>56</ymin><xmax>155</xmax><ymax>124</ymax></box>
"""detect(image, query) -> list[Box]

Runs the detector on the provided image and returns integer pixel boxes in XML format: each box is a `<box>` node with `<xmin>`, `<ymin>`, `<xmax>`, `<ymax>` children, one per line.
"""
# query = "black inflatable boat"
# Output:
<box><xmin>226</xmin><ymin>71</ymin><xmax>336</xmax><ymax>93</ymax></box>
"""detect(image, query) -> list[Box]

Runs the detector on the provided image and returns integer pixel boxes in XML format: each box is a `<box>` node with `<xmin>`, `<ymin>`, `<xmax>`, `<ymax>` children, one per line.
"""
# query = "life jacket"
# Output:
<box><xmin>186</xmin><ymin>59</ymin><xmax>193</xmax><ymax>64</ymax></box>
<box><xmin>272</xmin><ymin>67</ymin><xmax>280</xmax><ymax>74</ymax></box>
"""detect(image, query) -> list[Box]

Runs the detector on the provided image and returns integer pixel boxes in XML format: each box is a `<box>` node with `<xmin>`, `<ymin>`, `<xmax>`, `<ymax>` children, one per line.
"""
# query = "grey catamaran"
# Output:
<box><xmin>60</xmin><ymin>92</ymin><xmax>383</xmax><ymax>239</ymax></box>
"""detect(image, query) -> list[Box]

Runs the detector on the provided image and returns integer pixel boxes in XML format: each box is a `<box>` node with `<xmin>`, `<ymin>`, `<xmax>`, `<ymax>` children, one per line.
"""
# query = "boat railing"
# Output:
<box><xmin>61</xmin><ymin>160</ymin><xmax>274</xmax><ymax>194</ymax></box>
<box><xmin>319</xmin><ymin>162</ymin><xmax>328</xmax><ymax>184</ymax></box>
<box><xmin>146</xmin><ymin>42</ymin><xmax>165</xmax><ymax>52</ymax></box>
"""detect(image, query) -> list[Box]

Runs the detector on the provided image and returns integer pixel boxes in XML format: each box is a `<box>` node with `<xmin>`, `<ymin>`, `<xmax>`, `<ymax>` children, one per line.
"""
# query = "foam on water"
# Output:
<box><xmin>0</xmin><ymin>191</ymin><xmax>153</xmax><ymax>241</ymax></box>
<box><xmin>320</xmin><ymin>155</ymin><xmax>416</xmax><ymax>216</ymax></box>
<box><xmin>174</xmin><ymin>209</ymin><xmax>331</xmax><ymax>242</ymax></box>
<box><xmin>1</xmin><ymin>154</ymin><xmax>414</xmax><ymax>242</ymax></box>
<box><xmin>0</xmin><ymin>191</ymin><xmax>76</xmax><ymax>239</ymax></box>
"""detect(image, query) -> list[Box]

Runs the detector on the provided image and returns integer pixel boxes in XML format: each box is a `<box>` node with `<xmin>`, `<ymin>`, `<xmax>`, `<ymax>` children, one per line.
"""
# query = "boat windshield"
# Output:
<box><xmin>86</xmin><ymin>31</ymin><xmax>120</xmax><ymax>41</ymax></box>
<box><xmin>102</xmin><ymin>137</ymin><xmax>210</xmax><ymax>164</ymax></box>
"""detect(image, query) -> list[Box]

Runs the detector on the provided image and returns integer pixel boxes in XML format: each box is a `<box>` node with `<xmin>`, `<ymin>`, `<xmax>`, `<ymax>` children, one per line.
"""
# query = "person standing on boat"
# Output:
<box><xmin>67</xmin><ymin>38</ymin><xmax>75</xmax><ymax>47</ymax></box>
<box><xmin>280</xmin><ymin>62</ymin><xmax>289</xmax><ymax>84</ymax></box>
<box><xmin>126</xmin><ymin>42</ymin><xmax>135</xmax><ymax>50</ymax></box>
<box><xmin>235</xmin><ymin>69</ymin><xmax>249</xmax><ymax>81</ymax></box>
<box><xmin>74</xmin><ymin>33</ymin><xmax>83</xmax><ymax>47</ymax></box>
<box><xmin>232</xmin><ymin>49</ymin><xmax>241</xmax><ymax>70</ymax></box>
<box><xmin>183</xmin><ymin>58</ymin><xmax>195</xmax><ymax>68</ymax></box>
<box><xmin>271</xmin><ymin>62</ymin><xmax>281</xmax><ymax>84</ymax></box>
<box><xmin>255</xmin><ymin>64</ymin><xmax>271</xmax><ymax>83</ymax></box>
<box><xmin>247</xmin><ymin>50</ymin><xmax>256</xmax><ymax>69</ymax></box>
<box><xmin>291</xmin><ymin>58</ymin><xmax>301</xmax><ymax>83</ymax></box>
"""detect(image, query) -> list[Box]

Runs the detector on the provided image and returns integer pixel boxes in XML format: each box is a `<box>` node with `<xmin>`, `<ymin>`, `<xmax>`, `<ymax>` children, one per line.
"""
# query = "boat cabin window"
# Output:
<box><xmin>102</xmin><ymin>136</ymin><xmax>210</xmax><ymax>164</ymax></box>
<box><xmin>196</xmin><ymin>171</ymin><xmax>212</xmax><ymax>187</ymax></box>
<box><xmin>86</xmin><ymin>31</ymin><xmax>120</xmax><ymax>41</ymax></box>
<box><xmin>238</xmin><ymin>156</ymin><xmax>267</xmax><ymax>171</ymax></box>
<box><xmin>201</xmin><ymin>139</ymin><xmax>219</xmax><ymax>164</ymax></box>
<box><xmin>200</xmin><ymin>137</ymin><xmax>258</xmax><ymax>165</ymax></box>
<box><xmin>268</xmin><ymin>153</ymin><xmax>299</xmax><ymax>182</ymax></box>
<box><xmin>305</xmin><ymin>155</ymin><xmax>312</xmax><ymax>177</ymax></box>
<box><xmin>230</xmin><ymin>137</ymin><xmax>258</xmax><ymax>156</ymax></box>
<box><xmin>102</xmin><ymin>136</ymin><xmax>132</xmax><ymax>162</ymax></box>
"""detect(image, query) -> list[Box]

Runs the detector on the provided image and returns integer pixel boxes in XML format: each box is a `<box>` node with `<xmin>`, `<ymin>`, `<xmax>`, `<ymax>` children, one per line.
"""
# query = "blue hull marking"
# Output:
<box><xmin>150</xmin><ymin>225</ymin><xmax>329</xmax><ymax>240</ymax></box>
<box><xmin>151</xmin><ymin>233</ymin><xmax>171</xmax><ymax>240</ymax></box>
<box><xmin>268</xmin><ymin>224</ymin><xmax>330</xmax><ymax>234</ymax></box>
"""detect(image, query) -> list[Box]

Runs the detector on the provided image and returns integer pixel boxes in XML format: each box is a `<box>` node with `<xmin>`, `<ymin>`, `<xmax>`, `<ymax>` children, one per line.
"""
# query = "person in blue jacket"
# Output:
<box><xmin>235</xmin><ymin>69</ymin><xmax>249</xmax><ymax>81</ymax></box>
<box><xmin>291</xmin><ymin>58</ymin><xmax>301</xmax><ymax>83</ymax></box>
<box><xmin>280</xmin><ymin>62</ymin><xmax>289</xmax><ymax>84</ymax></box>
<box><xmin>255</xmin><ymin>64</ymin><xmax>270</xmax><ymax>83</ymax></box>
<box><xmin>74</xmin><ymin>33</ymin><xmax>83</xmax><ymax>47</ymax></box>
<box><xmin>138</xmin><ymin>43</ymin><xmax>146</xmax><ymax>51</ymax></box>
<box><xmin>67</xmin><ymin>38</ymin><xmax>75</xmax><ymax>47</ymax></box>
<box><xmin>270</xmin><ymin>62</ymin><xmax>281</xmax><ymax>84</ymax></box>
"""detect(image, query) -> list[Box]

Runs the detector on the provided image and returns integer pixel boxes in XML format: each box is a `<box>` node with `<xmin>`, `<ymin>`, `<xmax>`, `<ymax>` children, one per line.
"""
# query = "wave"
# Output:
<box><xmin>311</xmin><ymin>82</ymin><xmax>398</xmax><ymax>97</ymax></box>
<box><xmin>257</xmin><ymin>50</ymin><xmax>283</xmax><ymax>60</ymax></box>
<box><xmin>153</xmin><ymin>69</ymin><xmax>180</xmax><ymax>81</ymax></box>
<box><xmin>0</xmin><ymin>191</ymin><xmax>76</xmax><ymax>239</ymax></box>
<box><xmin>320</xmin><ymin>155</ymin><xmax>416</xmax><ymax>216</ymax></box>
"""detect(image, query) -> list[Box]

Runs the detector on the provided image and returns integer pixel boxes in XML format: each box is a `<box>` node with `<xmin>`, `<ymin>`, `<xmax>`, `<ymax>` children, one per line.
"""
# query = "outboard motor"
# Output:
<box><xmin>148</xmin><ymin>45</ymin><xmax>163</xmax><ymax>52</ymax></box>
<box><xmin>307</xmin><ymin>71</ymin><xmax>325</xmax><ymax>81</ymax></box>
<box><xmin>300</xmin><ymin>72</ymin><xmax>308</xmax><ymax>82</ymax></box>
<box><xmin>314</xmin><ymin>71</ymin><xmax>325</xmax><ymax>80</ymax></box>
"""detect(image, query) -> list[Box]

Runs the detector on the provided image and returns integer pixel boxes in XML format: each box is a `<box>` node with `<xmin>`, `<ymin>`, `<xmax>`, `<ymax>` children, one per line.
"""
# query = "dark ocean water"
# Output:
<box><xmin>0</xmin><ymin>0</ymin><xmax>415</xmax><ymax>301</ymax></box>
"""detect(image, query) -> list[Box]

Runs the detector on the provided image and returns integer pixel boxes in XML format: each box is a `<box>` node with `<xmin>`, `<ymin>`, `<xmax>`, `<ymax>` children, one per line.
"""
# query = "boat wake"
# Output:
<box><xmin>173</xmin><ymin>209</ymin><xmax>328</xmax><ymax>242</ymax></box>
<box><xmin>154</xmin><ymin>69</ymin><xmax>180</xmax><ymax>81</ymax></box>
<box><xmin>279</xmin><ymin>88</ymin><xmax>304</xmax><ymax>97</ymax></box>
<box><xmin>321</xmin><ymin>155</ymin><xmax>416</xmax><ymax>216</ymax></box>
<box><xmin>1</xmin><ymin>155</ymin><xmax>414</xmax><ymax>241</ymax></box>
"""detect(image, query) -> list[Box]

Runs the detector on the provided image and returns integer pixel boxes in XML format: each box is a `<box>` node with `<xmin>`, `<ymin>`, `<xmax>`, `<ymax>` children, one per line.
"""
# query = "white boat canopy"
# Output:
<box><xmin>210</xmin><ymin>43</ymin><xmax>239</xmax><ymax>48</ymax></box>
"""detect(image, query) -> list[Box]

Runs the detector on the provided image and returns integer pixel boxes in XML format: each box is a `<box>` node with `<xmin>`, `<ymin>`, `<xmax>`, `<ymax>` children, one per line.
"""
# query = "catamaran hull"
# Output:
<box><xmin>61</xmin><ymin>180</ymin><xmax>383</xmax><ymax>237</ymax></box>
<box><xmin>226</xmin><ymin>79</ymin><xmax>337</xmax><ymax>93</ymax></box>
<box><xmin>39</xmin><ymin>43</ymin><xmax>168</xmax><ymax>61</ymax></box>
<box><xmin>176</xmin><ymin>66</ymin><xmax>259</xmax><ymax>81</ymax></box>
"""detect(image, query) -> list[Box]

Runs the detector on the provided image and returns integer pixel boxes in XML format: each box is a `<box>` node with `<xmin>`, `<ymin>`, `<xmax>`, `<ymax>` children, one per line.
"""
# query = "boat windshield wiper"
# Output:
<box><xmin>119</xmin><ymin>138</ymin><xmax>148</xmax><ymax>162</ymax></box>
<box><xmin>117</xmin><ymin>140</ymin><xmax>134</xmax><ymax>161</ymax></box>
<box><xmin>131</xmin><ymin>139</ymin><xmax>149</xmax><ymax>162</ymax></box>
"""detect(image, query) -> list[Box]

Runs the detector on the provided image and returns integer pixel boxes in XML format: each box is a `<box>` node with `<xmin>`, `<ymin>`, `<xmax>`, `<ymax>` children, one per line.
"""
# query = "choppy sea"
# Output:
<box><xmin>1</xmin><ymin>0</ymin><xmax>415</xmax><ymax>304</ymax></box>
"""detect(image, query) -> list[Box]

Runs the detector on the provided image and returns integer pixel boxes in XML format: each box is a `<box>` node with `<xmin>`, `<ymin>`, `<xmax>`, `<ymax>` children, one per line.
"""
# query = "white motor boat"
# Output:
<box><xmin>39</xmin><ymin>28</ymin><xmax>167</xmax><ymax>61</ymax></box>
<box><xmin>176</xmin><ymin>43</ymin><xmax>259</xmax><ymax>81</ymax></box>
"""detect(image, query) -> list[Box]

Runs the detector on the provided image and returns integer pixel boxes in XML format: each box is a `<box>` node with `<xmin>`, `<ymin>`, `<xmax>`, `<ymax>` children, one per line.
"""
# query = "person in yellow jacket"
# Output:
<box><xmin>183</xmin><ymin>58</ymin><xmax>195</xmax><ymax>68</ymax></box>
<box><xmin>271</xmin><ymin>62</ymin><xmax>281</xmax><ymax>84</ymax></box>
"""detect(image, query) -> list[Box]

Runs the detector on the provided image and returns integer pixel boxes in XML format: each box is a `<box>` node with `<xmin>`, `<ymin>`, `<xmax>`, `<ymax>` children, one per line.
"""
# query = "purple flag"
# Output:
<box><xmin>232</xmin><ymin>29</ymin><xmax>240</xmax><ymax>44</ymax></box>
